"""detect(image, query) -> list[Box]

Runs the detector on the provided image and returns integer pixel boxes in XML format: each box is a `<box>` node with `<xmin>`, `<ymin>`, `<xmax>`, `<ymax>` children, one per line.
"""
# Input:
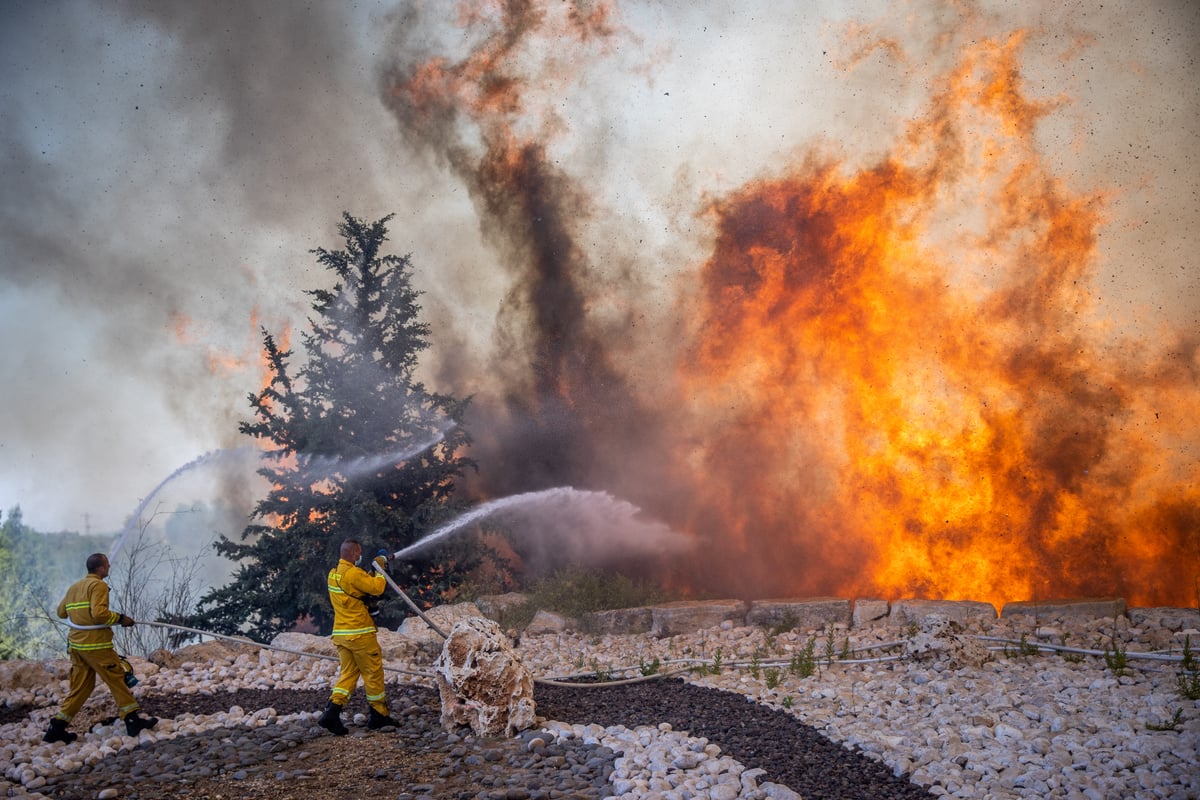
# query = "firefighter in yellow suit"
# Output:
<box><xmin>317</xmin><ymin>538</ymin><xmax>401</xmax><ymax>735</ymax></box>
<box><xmin>43</xmin><ymin>553</ymin><xmax>158</xmax><ymax>743</ymax></box>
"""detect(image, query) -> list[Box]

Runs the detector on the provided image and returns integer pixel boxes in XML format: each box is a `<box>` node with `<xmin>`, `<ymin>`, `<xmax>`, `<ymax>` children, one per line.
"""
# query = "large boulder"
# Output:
<box><xmin>473</xmin><ymin>593</ymin><xmax>530</xmax><ymax>622</ymax></box>
<box><xmin>523</xmin><ymin>609</ymin><xmax>574</xmax><ymax>636</ymax></box>
<box><xmin>1002</xmin><ymin>598</ymin><xmax>1127</xmax><ymax>623</ymax></box>
<box><xmin>852</xmin><ymin>598</ymin><xmax>890</xmax><ymax>626</ymax></box>
<box><xmin>376</xmin><ymin>629</ymin><xmax>420</xmax><ymax>661</ymax></box>
<box><xmin>433</xmin><ymin>617</ymin><xmax>536</xmax><ymax>738</ymax></box>
<box><xmin>649</xmin><ymin>600</ymin><xmax>749</xmax><ymax>638</ymax></box>
<box><xmin>745</xmin><ymin>598</ymin><xmax>851</xmax><ymax>633</ymax></box>
<box><xmin>583</xmin><ymin>606</ymin><xmax>654</xmax><ymax>635</ymax></box>
<box><xmin>890</xmin><ymin>599</ymin><xmax>997</xmax><ymax>628</ymax></box>
<box><xmin>0</xmin><ymin>660</ymin><xmax>58</xmax><ymax>692</ymax></box>
<box><xmin>156</xmin><ymin>639</ymin><xmax>257</xmax><ymax>670</ymax></box>
<box><xmin>398</xmin><ymin>602</ymin><xmax>486</xmax><ymax>658</ymax></box>
<box><xmin>269</xmin><ymin>632</ymin><xmax>338</xmax><ymax>659</ymax></box>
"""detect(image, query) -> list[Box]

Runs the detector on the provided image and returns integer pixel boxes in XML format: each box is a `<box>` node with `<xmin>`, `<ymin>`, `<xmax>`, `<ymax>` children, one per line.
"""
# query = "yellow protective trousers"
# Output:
<box><xmin>330</xmin><ymin>632</ymin><xmax>388</xmax><ymax>715</ymax></box>
<box><xmin>55</xmin><ymin>647</ymin><xmax>139</xmax><ymax>722</ymax></box>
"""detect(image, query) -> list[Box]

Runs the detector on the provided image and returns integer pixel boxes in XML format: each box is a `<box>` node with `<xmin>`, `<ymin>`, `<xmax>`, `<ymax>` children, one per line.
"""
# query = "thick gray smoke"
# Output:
<box><xmin>0</xmin><ymin>1</ymin><xmax>439</xmax><ymax>532</ymax></box>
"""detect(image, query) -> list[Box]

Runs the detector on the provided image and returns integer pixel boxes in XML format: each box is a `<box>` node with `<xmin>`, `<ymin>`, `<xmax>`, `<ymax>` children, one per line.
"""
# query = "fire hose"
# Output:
<box><xmin>48</xmin><ymin>563</ymin><xmax>1194</xmax><ymax>689</ymax></box>
<box><xmin>368</xmin><ymin>561</ymin><xmax>447</xmax><ymax>639</ymax></box>
<box><xmin>54</xmin><ymin>617</ymin><xmax>691</xmax><ymax>686</ymax></box>
<box><xmin>50</xmin><ymin>569</ymin><xmax>687</xmax><ymax>686</ymax></box>
<box><xmin>51</xmin><ymin>617</ymin><xmax>1192</xmax><ymax>687</ymax></box>
<box><xmin>54</xmin><ymin>567</ymin><xmax>447</xmax><ymax>679</ymax></box>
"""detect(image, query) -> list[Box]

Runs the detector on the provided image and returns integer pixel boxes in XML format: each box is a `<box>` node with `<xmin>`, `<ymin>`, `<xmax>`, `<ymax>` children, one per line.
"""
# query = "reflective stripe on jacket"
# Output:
<box><xmin>328</xmin><ymin>559</ymin><xmax>386</xmax><ymax>637</ymax></box>
<box><xmin>56</xmin><ymin>574</ymin><xmax>120</xmax><ymax>651</ymax></box>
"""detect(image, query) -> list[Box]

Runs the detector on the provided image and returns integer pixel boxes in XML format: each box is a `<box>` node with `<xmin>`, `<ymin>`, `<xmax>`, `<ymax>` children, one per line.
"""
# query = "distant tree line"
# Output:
<box><xmin>0</xmin><ymin>507</ymin><xmax>115</xmax><ymax>660</ymax></box>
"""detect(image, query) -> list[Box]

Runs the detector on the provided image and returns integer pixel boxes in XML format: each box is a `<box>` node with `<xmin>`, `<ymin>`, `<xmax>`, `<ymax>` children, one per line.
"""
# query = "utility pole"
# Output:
<box><xmin>82</xmin><ymin>512</ymin><xmax>90</xmax><ymax>536</ymax></box>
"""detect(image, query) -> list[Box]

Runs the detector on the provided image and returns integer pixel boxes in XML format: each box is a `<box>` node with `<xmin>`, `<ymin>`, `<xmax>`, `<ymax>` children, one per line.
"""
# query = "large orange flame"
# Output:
<box><xmin>675</xmin><ymin>32</ymin><xmax>1199</xmax><ymax>608</ymax></box>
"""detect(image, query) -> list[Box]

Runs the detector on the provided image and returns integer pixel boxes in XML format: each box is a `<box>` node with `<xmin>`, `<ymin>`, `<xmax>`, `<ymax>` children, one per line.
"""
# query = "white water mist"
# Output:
<box><xmin>110</xmin><ymin>447</ymin><xmax>260</xmax><ymax>560</ymax></box>
<box><xmin>391</xmin><ymin>486</ymin><xmax>691</xmax><ymax>566</ymax></box>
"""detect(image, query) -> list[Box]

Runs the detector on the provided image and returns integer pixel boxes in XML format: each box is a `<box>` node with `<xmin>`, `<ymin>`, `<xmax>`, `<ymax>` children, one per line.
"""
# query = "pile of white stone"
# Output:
<box><xmin>540</xmin><ymin>720</ymin><xmax>802</xmax><ymax>800</ymax></box>
<box><xmin>2</xmin><ymin>597</ymin><xmax>1198</xmax><ymax>800</ymax></box>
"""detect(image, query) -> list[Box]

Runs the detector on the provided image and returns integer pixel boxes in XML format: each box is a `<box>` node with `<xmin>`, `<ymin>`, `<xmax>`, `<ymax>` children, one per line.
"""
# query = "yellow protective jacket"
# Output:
<box><xmin>327</xmin><ymin>559</ymin><xmax>386</xmax><ymax>638</ymax></box>
<box><xmin>57</xmin><ymin>574</ymin><xmax>121</xmax><ymax>651</ymax></box>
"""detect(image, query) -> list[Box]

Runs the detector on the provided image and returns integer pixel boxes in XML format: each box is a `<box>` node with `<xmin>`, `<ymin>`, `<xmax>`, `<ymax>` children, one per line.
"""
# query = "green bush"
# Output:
<box><xmin>790</xmin><ymin>635</ymin><xmax>818</xmax><ymax>678</ymax></box>
<box><xmin>526</xmin><ymin>565</ymin><xmax>667</xmax><ymax>620</ymax></box>
<box><xmin>488</xmin><ymin>565</ymin><xmax>670</xmax><ymax>631</ymax></box>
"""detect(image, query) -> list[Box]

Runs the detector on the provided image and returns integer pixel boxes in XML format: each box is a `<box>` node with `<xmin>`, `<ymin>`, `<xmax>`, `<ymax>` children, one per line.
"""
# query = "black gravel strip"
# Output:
<box><xmin>536</xmin><ymin>678</ymin><xmax>935</xmax><ymax>800</ymax></box>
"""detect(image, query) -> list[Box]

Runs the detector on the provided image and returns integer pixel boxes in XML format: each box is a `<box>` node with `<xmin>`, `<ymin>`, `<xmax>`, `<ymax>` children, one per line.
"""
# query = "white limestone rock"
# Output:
<box><xmin>268</xmin><ymin>632</ymin><xmax>337</xmax><ymax>658</ymax></box>
<box><xmin>433</xmin><ymin>616</ymin><xmax>536</xmax><ymax>737</ymax></box>
<box><xmin>852</xmin><ymin>598</ymin><xmax>890</xmax><ymax>625</ymax></box>
<box><xmin>746</xmin><ymin>597</ymin><xmax>851</xmax><ymax>633</ymax></box>
<box><xmin>891</xmin><ymin>599</ymin><xmax>998</xmax><ymax>627</ymax></box>
<box><xmin>473</xmin><ymin>592</ymin><xmax>530</xmax><ymax>621</ymax></box>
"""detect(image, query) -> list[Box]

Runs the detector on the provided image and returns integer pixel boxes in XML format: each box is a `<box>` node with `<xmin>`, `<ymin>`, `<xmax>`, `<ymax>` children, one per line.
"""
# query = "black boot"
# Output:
<box><xmin>318</xmin><ymin>701</ymin><xmax>348</xmax><ymax>736</ymax></box>
<box><xmin>124</xmin><ymin>710</ymin><xmax>158</xmax><ymax>737</ymax></box>
<box><xmin>43</xmin><ymin>717</ymin><xmax>77</xmax><ymax>744</ymax></box>
<box><xmin>367</xmin><ymin>706</ymin><xmax>400</xmax><ymax>730</ymax></box>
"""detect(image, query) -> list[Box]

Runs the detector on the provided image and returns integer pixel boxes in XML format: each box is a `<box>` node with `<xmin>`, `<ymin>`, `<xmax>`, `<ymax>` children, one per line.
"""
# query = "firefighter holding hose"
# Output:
<box><xmin>317</xmin><ymin>538</ymin><xmax>401</xmax><ymax>735</ymax></box>
<box><xmin>43</xmin><ymin>553</ymin><xmax>158</xmax><ymax>743</ymax></box>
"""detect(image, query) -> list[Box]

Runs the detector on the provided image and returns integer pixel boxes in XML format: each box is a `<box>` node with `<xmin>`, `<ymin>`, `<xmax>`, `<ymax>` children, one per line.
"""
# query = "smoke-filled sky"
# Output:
<box><xmin>2</xmin><ymin>0</ymin><xmax>1197</xmax><ymax>604</ymax></box>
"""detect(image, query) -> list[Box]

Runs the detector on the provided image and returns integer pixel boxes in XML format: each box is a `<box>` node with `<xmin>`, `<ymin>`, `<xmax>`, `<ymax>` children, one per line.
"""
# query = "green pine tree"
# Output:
<box><xmin>190</xmin><ymin>213</ymin><xmax>474</xmax><ymax>640</ymax></box>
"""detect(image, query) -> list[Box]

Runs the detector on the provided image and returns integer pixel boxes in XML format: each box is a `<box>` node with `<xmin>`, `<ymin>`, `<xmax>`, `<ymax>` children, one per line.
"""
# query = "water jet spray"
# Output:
<box><xmin>110</xmin><ymin>447</ymin><xmax>259</xmax><ymax>560</ymax></box>
<box><xmin>109</xmin><ymin>426</ymin><xmax>454</xmax><ymax>561</ymax></box>
<box><xmin>389</xmin><ymin>486</ymin><xmax>689</xmax><ymax>564</ymax></box>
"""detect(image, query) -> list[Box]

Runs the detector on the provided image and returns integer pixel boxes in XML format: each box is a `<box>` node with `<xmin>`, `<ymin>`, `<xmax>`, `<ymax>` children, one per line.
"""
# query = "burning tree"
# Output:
<box><xmin>190</xmin><ymin>214</ymin><xmax>474</xmax><ymax>640</ymax></box>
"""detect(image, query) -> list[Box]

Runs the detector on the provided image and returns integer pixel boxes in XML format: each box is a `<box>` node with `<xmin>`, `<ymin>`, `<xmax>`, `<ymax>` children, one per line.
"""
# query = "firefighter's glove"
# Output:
<box><xmin>118</xmin><ymin>614</ymin><xmax>135</xmax><ymax>628</ymax></box>
<box><xmin>373</xmin><ymin>550</ymin><xmax>390</xmax><ymax>572</ymax></box>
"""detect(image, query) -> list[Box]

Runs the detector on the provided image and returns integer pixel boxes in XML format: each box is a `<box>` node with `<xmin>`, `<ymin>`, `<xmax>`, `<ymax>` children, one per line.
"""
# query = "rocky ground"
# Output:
<box><xmin>0</xmin><ymin>681</ymin><xmax>930</xmax><ymax>800</ymax></box>
<box><xmin>2</xmin><ymin>605</ymin><xmax>1198</xmax><ymax>800</ymax></box>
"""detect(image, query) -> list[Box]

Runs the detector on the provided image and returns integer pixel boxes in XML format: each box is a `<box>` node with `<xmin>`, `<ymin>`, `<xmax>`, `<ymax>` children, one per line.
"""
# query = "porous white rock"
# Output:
<box><xmin>433</xmin><ymin>616</ymin><xmax>536</xmax><ymax>737</ymax></box>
